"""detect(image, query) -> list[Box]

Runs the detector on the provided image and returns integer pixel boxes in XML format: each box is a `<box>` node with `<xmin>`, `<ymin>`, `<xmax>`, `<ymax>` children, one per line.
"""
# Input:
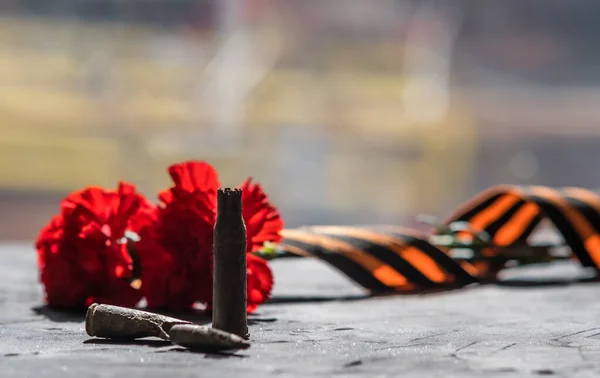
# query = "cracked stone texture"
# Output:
<box><xmin>2</xmin><ymin>243</ymin><xmax>600</xmax><ymax>377</ymax></box>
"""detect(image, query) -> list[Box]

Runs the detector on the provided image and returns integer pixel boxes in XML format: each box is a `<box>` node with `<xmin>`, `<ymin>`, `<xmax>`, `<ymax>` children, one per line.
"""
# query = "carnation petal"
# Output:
<box><xmin>239</xmin><ymin>178</ymin><xmax>284</xmax><ymax>252</ymax></box>
<box><xmin>168</xmin><ymin>161</ymin><xmax>221</xmax><ymax>195</ymax></box>
<box><xmin>246</xmin><ymin>254</ymin><xmax>274</xmax><ymax>313</ymax></box>
<box><xmin>35</xmin><ymin>183</ymin><xmax>149</xmax><ymax>309</ymax></box>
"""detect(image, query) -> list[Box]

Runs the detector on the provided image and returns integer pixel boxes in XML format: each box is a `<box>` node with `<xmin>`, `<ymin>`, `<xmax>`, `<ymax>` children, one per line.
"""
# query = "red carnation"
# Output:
<box><xmin>135</xmin><ymin>160</ymin><xmax>282</xmax><ymax>313</ymax></box>
<box><xmin>35</xmin><ymin>182</ymin><xmax>152</xmax><ymax>309</ymax></box>
<box><xmin>246</xmin><ymin>253</ymin><xmax>274</xmax><ymax>313</ymax></box>
<box><xmin>240</xmin><ymin>178</ymin><xmax>284</xmax><ymax>252</ymax></box>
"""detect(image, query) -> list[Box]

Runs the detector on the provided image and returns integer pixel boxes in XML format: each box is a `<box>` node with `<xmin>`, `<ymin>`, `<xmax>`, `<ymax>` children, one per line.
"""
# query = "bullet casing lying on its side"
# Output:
<box><xmin>169</xmin><ymin>324</ymin><xmax>251</xmax><ymax>351</ymax></box>
<box><xmin>85</xmin><ymin>303</ymin><xmax>191</xmax><ymax>340</ymax></box>
<box><xmin>85</xmin><ymin>303</ymin><xmax>252</xmax><ymax>351</ymax></box>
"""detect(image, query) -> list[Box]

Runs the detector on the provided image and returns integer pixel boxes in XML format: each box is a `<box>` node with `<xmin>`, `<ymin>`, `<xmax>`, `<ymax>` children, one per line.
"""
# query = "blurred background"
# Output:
<box><xmin>1</xmin><ymin>0</ymin><xmax>600</xmax><ymax>240</ymax></box>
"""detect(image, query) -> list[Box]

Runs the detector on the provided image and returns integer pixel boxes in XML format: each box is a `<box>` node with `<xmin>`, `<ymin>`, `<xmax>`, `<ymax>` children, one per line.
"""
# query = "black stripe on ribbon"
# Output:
<box><xmin>281</xmin><ymin>237</ymin><xmax>393</xmax><ymax>293</ymax></box>
<box><xmin>395</xmin><ymin>234</ymin><xmax>478</xmax><ymax>285</ymax></box>
<box><xmin>452</xmin><ymin>192</ymin><xmax>504</xmax><ymax>222</ymax></box>
<box><xmin>564</xmin><ymin>195</ymin><xmax>600</xmax><ymax>235</ymax></box>
<box><xmin>369</xmin><ymin>228</ymin><xmax>478</xmax><ymax>285</ymax></box>
<box><xmin>524</xmin><ymin>190</ymin><xmax>596</xmax><ymax>268</ymax></box>
<box><xmin>484</xmin><ymin>199</ymin><xmax>526</xmax><ymax>239</ymax></box>
<box><xmin>312</xmin><ymin>231</ymin><xmax>436</xmax><ymax>286</ymax></box>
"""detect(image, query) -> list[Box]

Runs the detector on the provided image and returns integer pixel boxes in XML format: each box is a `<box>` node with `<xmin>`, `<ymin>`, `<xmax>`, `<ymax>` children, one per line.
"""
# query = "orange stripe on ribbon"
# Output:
<box><xmin>465</xmin><ymin>193</ymin><xmax>521</xmax><ymax>233</ymax></box>
<box><xmin>493</xmin><ymin>202</ymin><xmax>540</xmax><ymax>246</ymax></box>
<box><xmin>282</xmin><ymin>229</ymin><xmax>409</xmax><ymax>288</ymax></box>
<box><xmin>530</xmin><ymin>186</ymin><xmax>600</xmax><ymax>267</ymax></box>
<box><xmin>443</xmin><ymin>186</ymin><xmax>520</xmax><ymax>224</ymax></box>
<box><xmin>309</xmin><ymin>226</ymin><xmax>448</xmax><ymax>283</ymax></box>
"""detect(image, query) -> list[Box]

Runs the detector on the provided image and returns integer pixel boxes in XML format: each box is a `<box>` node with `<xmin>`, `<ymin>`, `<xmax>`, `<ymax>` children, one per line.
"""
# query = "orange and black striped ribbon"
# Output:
<box><xmin>278</xmin><ymin>185</ymin><xmax>600</xmax><ymax>293</ymax></box>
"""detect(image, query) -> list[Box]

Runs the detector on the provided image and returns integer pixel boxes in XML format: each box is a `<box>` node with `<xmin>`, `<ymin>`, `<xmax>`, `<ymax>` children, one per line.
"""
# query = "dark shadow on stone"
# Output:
<box><xmin>248</xmin><ymin>317</ymin><xmax>277</xmax><ymax>324</ymax></box>
<box><xmin>264</xmin><ymin>277</ymin><xmax>600</xmax><ymax>305</ymax></box>
<box><xmin>265</xmin><ymin>294</ymin><xmax>370</xmax><ymax>305</ymax></box>
<box><xmin>201</xmin><ymin>351</ymin><xmax>248</xmax><ymax>359</ymax></box>
<box><xmin>83</xmin><ymin>338</ymin><xmax>171</xmax><ymax>348</ymax></box>
<box><xmin>154</xmin><ymin>346</ymin><xmax>248</xmax><ymax>358</ymax></box>
<box><xmin>376</xmin><ymin>284</ymin><xmax>471</xmax><ymax>297</ymax></box>
<box><xmin>32</xmin><ymin>305</ymin><xmax>86</xmax><ymax>323</ymax></box>
<box><xmin>495</xmin><ymin>276</ymin><xmax>599</xmax><ymax>288</ymax></box>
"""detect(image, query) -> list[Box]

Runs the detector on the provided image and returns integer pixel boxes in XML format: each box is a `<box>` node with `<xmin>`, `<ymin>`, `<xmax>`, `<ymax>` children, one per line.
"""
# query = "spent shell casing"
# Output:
<box><xmin>212</xmin><ymin>188</ymin><xmax>249</xmax><ymax>339</ymax></box>
<box><xmin>168</xmin><ymin>324</ymin><xmax>251</xmax><ymax>351</ymax></box>
<box><xmin>85</xmin><ymin>303</ymin><xmax>192</xmax><ymax>340</ymax></box>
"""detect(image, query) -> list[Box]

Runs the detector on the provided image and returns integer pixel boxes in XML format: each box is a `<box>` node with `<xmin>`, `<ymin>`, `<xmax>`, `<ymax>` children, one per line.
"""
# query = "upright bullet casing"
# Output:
<box><xmin>212</xmin><ymin>188</ymin><xmax>248</xmax><ymax>339</ymax></box>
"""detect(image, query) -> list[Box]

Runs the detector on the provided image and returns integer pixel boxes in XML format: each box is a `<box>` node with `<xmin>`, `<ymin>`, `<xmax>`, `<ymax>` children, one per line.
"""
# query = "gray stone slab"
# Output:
<box><xmin>2</xmin><ymin>243</ymin><xmax>600</xmax><ymax>377</ymax></box>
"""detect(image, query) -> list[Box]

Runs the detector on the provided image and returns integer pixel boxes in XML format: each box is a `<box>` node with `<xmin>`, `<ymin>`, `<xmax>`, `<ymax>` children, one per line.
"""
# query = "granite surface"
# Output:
<box><xmin>2</xmin><ymin>243</ymin><xmax>600</xmax><ymax>377</ymax></box>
